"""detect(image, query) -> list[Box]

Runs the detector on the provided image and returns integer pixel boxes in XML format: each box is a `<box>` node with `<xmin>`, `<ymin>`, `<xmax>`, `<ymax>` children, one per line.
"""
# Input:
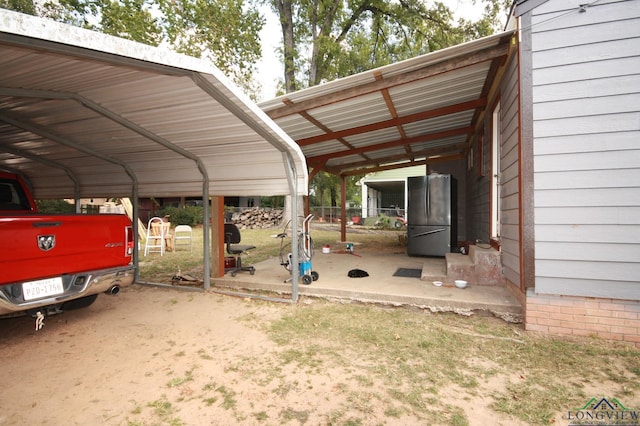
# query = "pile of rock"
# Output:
<box><xmin>229</xmin><ymin>207</ymin><xmax>284</xmax><ymax>229</ymax></box>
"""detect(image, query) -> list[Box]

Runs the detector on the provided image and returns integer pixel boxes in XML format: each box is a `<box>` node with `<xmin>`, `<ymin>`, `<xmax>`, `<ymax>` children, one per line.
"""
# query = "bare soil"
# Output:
<box><xmin>0</xmin><ymin>285</ymin><xmax>637</xmax><ymax>426</ymax></box>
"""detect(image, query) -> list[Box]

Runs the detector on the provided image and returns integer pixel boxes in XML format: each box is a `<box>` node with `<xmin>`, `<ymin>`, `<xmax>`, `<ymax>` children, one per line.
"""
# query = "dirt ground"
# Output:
<box><xmin>0</xmin><ymin>285</ymin><xmax>636</xmax><ymax>426</ymax></box>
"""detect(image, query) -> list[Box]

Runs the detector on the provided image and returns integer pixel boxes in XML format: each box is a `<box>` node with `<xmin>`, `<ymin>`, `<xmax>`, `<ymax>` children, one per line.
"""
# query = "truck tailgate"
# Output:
<box><xmin>0</xmin><ymin>214</ymin><xmax>133</xmax><ymax>285</ymax></box>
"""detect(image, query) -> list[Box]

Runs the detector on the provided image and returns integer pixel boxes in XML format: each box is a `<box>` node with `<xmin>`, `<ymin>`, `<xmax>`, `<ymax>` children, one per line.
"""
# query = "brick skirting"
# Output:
<box><xmin>526</xmin><ymin>290</ymin><xmax>640</xmax><ymax>349</ymax></box>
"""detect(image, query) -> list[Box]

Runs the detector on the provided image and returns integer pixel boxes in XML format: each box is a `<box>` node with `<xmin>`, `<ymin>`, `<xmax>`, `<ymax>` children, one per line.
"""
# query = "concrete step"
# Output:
<box><xmin>420</xmin><ymin>257</ymin><xmax>447</xmax><ymax>282</ymax></box>
<box><xmin>441</xmin><ymin>245</ymin><xmax>502</xmax><ymax>286</ymax></box>
<box><xmin>445</xmin><ymin>252</ymin><xmax>476</xmax><ymax>283</ymax></box>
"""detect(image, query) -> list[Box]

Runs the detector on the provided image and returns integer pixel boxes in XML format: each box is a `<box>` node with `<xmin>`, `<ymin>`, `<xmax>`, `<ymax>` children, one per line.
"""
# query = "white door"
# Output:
<box><xmin>491</xmin><ymin>101</ymin><xmax>501</xmax><ymax>240</ymax></box>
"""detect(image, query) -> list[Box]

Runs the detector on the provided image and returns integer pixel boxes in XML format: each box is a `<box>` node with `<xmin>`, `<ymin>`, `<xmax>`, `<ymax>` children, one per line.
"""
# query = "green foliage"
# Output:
<box><xmin>35</xmin><ymin>199</ymin><xmax>76</xmax><ymax>213</ymax></box>
<box><xmin>260</xmin><ymin>196</ymin><xmax>285</xmax><ymax>208</ymax></box>
<box><xmin>268</xmin><ymin>0</ymin><xmax>508</xmax><ymax>91</ymax></box>
<box><xmin>0</xmin><ymin>0</ymin><xmax>36</xmax><ymax>14</ymax></box>
<box><xmin>309</xmin><ymin>171</ymin><xmax>362</xmax><ymax>207</ymax></box>
<box><xmin>159</xmin><ymin>205</ymin><xmax>204</xmax><ymax>226</ymax></box>
<box><xmin>97</xmin><ymin>0</ymin><xmax>162</xmax><ymax>45</ymax></box>
<box><xmin>156</xmin><ymin>0</ymin><xmax>264</xmax><ymax>97</ymax></box>
<box><xmin>6</xmin><ymin>0</ymin><xmax>265</xmax><ymax>98</ymax></box>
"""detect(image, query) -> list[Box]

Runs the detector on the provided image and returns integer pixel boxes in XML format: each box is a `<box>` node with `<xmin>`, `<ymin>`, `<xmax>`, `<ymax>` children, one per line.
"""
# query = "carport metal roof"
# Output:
<box><xmin>259</xmin><ymin>30</ymin><xmax>516</xmax><ymax>177</ymax></box>
<box><xmin>0</xmin><ymin>9</ymin><xmax>308</xmax><ymax>200</ymax></box>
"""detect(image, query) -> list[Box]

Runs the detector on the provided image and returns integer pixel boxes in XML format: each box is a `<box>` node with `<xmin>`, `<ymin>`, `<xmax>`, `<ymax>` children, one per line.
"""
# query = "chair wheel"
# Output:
<box><xmin>302</xmin><ymin>275</ymin><xmax>312</xmax><ymax>285</ymax></box>
<box><xmin>250</xmin><ymin>269</ymin><xmax>255</xmax><ymax>275</ymax></box>
<box><xmin>311</xmin><ymin>271</ymin><xmax>319</xmax><ymax>281</ymax></box>
<box><xmin>231</xmin><ymin>271</ymin><xmax>237</xmax><ymax>277</ymax></box>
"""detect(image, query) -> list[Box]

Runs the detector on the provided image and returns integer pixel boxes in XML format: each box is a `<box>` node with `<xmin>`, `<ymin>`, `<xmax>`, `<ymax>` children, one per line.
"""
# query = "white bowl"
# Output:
<box><xmin>432</xmin><ymin>281</ymin><xmax>443</xmax><ymax>287</ymax></box>
<box><xmin>454</xmin><ymin>280</ymin><xmax>468</xmax><ymax>289</ymax></box>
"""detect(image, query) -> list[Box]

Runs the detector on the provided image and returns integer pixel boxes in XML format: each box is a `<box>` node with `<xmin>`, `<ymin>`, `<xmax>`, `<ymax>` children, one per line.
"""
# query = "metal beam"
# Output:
<box><xmin>297</xmin><ymin>98</ymin><xmax>486</xmax><ymax>147</ymax></box>
<box><xmin>338</xmin><ymin>153</ymin><xmax>464</xmax><ymax>176</ymax></box>
<box><xmin>307</xmin><ymin>127</ymin><xmax>473</xmax><ymax>165</ymax></box>
<box><xmin>321</xmin><ymin>144</ymin><xmax>466</xmax><ymax>174</ymax></box>
<box><xmin>0</xmin><ymin>87</ymin><xmax>214</xmax><ymax>288</ymax></box>
<box><xmin>0</xmin><ymin>142</ymin><xmax>81</xmax><ymax>199</ymax></box>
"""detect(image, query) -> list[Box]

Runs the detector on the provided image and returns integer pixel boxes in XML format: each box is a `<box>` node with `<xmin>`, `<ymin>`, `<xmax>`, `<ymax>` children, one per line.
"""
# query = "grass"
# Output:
<box><xmin>126</xmin><ymin>300</ymin><xmax>639</xmax><ymax>424</ymax></box>
<box><xmin>266</xmin><ymin>302</ymin><xmax>640</xmax><ymax>424</ymax></box>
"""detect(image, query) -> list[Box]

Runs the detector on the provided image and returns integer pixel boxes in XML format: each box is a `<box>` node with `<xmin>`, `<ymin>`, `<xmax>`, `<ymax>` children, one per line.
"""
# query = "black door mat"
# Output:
<box><xmin>393</xmin><ymin>268</ymin><xmax>422</xmax><ymax>278</ymax></box>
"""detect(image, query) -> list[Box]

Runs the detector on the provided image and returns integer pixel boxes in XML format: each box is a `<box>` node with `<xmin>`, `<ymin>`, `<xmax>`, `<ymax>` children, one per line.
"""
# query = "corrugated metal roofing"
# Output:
<box><xmin>259</xmin><ymin>30</ymin><xmax>516</xmax><ymax>176</ymax></box>
<box><xmin>0</xmin><ymin>9</ymin><xmax>308</xmax><ymax>199</ymax></box>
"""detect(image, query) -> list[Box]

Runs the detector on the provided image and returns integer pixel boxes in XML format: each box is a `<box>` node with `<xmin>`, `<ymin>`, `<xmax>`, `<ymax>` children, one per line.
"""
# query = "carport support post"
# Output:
<box><xmin>340</xmin><ymin>175</ymin><xmax>347</xmax><ymax>242</ymax></box>
<box><xmin>210</xmin><ymin>196</ymin><xmax>225</xmax><ymax>279</ymax></box>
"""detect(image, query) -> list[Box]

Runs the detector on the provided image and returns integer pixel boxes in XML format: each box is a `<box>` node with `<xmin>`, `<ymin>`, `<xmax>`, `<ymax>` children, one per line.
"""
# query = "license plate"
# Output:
<box><xmin>23</xmin><ymin>277</ymin><xmax>64</xmax><ymax>301</ymax></box>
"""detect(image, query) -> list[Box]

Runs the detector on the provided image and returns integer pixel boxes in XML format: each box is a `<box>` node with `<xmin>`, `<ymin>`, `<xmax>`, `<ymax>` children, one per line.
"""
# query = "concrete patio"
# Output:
<box><xmin>212</xmin><ymin>246</ymin><xmax>523</xmax><ymax>322</ymax></box>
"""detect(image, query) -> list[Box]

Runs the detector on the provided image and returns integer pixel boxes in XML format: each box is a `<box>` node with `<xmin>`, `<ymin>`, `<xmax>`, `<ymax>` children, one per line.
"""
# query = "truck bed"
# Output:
<box><xmin>0</xmin><ymin>214</ymin><xmax>134</xmax><ymax>285</ymax></box>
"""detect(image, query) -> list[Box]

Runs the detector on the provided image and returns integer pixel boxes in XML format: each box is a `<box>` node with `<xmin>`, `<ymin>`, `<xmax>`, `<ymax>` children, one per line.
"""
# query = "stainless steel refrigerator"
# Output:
<box><xmin>407</xmin><ymin>174</ymin><xmax>457</xmax><ymax>256</ymax></box>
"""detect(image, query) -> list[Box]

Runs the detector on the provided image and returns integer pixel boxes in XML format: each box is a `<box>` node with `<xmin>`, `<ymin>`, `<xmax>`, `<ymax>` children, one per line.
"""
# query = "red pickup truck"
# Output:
<box><xmin>0</xmin><ymin>172</ymin><xmax>135</xmax><ymax>326</ymax></box>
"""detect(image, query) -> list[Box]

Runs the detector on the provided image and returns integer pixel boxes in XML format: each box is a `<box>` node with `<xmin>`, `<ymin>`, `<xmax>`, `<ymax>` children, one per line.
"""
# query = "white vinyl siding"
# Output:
<box><xmin>529</xmin><ymin>0</ymin><xmax>640</xmax><ymax>299</ymax></box>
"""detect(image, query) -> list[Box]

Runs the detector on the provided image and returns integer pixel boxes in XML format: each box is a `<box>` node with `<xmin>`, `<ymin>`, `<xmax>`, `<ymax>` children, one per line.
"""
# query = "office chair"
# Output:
<box><xmin>224</xmin><ymin>223</ymin><xmax>256</xmax><ymax>276</ymax></box>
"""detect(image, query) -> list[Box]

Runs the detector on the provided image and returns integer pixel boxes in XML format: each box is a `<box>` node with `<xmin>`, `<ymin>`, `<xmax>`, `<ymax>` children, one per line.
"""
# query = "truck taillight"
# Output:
<box><xmin>125</xmin><ymin>225</ymin><xmax>134</xmax><ymax>256</ymax></box>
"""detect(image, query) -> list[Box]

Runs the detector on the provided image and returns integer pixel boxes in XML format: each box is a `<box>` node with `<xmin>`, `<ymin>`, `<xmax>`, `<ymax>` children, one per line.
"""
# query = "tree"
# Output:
<box><xmin>267</xmin><ymin>0</ymin><xmax>506</xmax><ymax>92</ymax></box>
<box><xmin>5</xmin><ymin>0</ymin><xmax>265</xmax><ymax>97</ymax></box>
<box><xmin>0</xmin><ymin>0</ymin><xmax>36</xmax><ymax>14</ymax></box>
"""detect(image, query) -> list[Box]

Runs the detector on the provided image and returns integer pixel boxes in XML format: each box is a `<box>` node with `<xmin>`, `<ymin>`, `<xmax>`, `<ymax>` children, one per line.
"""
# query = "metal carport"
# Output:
<box><xmin>259</xmin><ymin>28</ymin><xmax>517</xmax><ymax>241</ymax></box>
<box><xmin>0</xmin><ymin>10</ymin><xmax>308</xmax><ymax>294</ymax></box>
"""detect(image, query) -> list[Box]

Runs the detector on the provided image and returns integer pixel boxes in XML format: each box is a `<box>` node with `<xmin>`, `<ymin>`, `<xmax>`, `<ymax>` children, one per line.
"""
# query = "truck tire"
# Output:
<box><xmin>62</xmin><ymin>294</ymin><xmax>98</xmax><ymax>310</ymax></box>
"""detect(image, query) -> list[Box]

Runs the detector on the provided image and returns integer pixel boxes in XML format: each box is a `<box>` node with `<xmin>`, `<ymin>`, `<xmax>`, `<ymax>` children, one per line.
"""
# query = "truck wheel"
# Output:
<box><xmin>62</xmin><ymin>294</ymin><xmax>98</xmax><ymax>310</ymax></box>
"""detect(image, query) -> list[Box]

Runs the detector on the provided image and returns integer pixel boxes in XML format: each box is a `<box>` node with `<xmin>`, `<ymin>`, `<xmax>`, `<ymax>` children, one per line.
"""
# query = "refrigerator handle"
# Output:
<box><xmin>425</xmin><ymin>177</ymin><xmax>429</xmax><ymax>221</ymax></box>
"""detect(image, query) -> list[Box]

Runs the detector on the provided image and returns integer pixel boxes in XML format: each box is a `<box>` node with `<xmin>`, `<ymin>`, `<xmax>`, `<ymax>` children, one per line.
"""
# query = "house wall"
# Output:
<box><xmin>499</xmin><ymin>48</ymin><xmax>522</xmax><ymax>294</ymax></box>
<box><xmin>524</xmin><ymin>0</ymin><xmax>640</xmax><ymax>300</ymax></box>
<box><xmin>465</xmin><ymin>110</ymin><xmax>498</xmax><ymax>243</ymax></box>
<box><xmin>517</xmin><ymin>0</ymin><xmax>640</xmax><ymax>346</ymax></box>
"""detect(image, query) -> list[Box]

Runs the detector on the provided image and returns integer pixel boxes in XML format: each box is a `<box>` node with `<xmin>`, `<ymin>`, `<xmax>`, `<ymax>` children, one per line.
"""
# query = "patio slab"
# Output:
<box><xmin>212</xmin><ymin>249</ymin><xmax>523</xmax><ymax>320</ymax></box>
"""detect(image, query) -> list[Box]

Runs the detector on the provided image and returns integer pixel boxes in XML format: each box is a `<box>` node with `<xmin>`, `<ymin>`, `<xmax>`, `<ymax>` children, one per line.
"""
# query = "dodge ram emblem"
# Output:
<box><xmin>38</xmin><ymin>235</ymin><xmax>56</xmax><ymax>251</ymax></box>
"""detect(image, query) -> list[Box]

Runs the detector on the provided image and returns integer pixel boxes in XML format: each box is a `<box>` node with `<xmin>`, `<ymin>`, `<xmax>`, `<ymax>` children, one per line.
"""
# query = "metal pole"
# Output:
<box><xmin>202</xmin><ymin>180</ymin><xmax>211</xmax><ymax>290</ymax></box>
<box><xmin>283</xmin><ymin>152</ymin><xmax>299</xmax><ymax>302</ymax></box>
<box><xmin>132</xmin><ymin>186</ymin><xmax>140</xmax><ymax>282</ymax></box>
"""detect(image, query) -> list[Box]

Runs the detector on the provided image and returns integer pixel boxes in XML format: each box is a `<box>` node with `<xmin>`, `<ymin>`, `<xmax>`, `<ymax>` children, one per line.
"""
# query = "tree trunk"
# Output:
<box><xmin>276</xmin><ymin>0</ymin><xmax>296</xmax><ymax>93</ymax></box>
<box><xmin>281</xmin><ymin>195</ymin><xmax>305</xmax><ymax>228</ymax></box>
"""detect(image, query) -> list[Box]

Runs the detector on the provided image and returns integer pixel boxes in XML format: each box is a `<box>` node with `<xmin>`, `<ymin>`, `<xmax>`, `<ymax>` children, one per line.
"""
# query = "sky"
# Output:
<box><xmin>255</xmin><ymin>0</ymin><xmax>487</xmax><ymax>101</ymax></box>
